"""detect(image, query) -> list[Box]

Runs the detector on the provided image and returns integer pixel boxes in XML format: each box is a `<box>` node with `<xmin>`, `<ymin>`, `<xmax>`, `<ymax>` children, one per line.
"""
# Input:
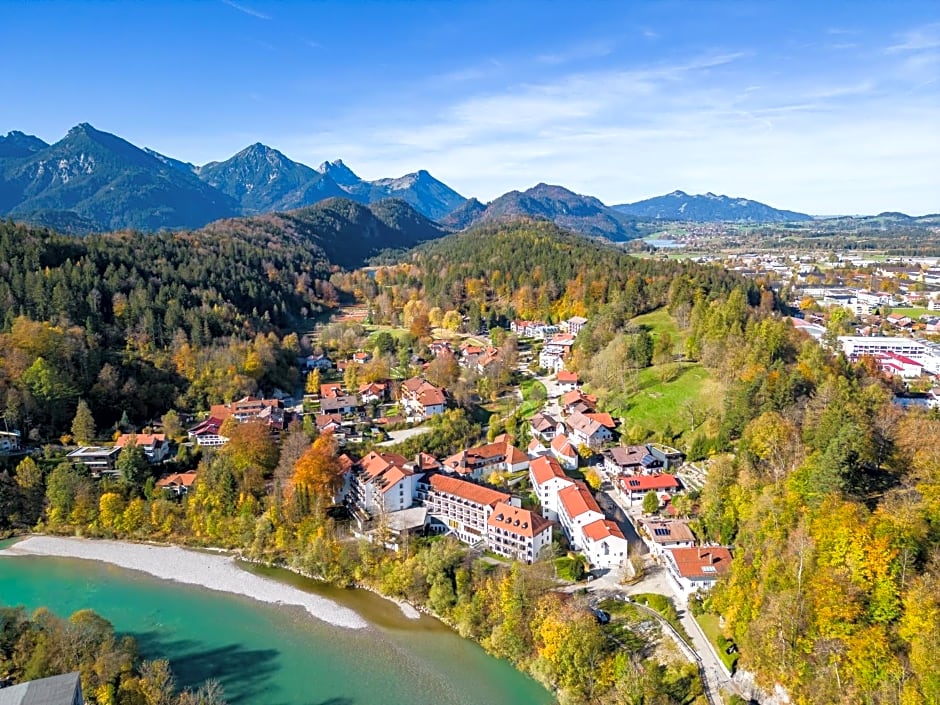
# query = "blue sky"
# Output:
<box><xmin>1</xmin><ymin>1</ymin><xmax>938</xmax><ymax>215</ymax></box>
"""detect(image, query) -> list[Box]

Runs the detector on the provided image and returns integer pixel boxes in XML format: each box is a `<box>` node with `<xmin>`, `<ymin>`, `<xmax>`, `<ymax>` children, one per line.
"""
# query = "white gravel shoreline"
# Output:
<box><xmin>0</xmin><ymin>536</ymin><xmax>370</xmax><ymax>629</ymax></box>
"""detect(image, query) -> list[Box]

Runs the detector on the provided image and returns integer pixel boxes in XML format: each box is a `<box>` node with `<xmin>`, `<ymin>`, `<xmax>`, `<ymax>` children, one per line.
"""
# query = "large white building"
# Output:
<box><xmin>838</xmin><ymin>336</ymin><xmax>940</xmax><ymax>374</ymax></box>
<box><xmin>529</xmin><ymin>455</ymin><xmax>575</xmax><ymax>522</ymax></box>
<box><xmin>556</xmin><ymin>480</ymin><xmax>630</xmax><ymax>570</ymax></box>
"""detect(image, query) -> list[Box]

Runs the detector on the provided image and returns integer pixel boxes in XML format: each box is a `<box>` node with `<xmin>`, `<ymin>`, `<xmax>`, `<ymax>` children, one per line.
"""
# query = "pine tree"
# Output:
<box><xmin>71</xmin><ymin>399</ymin><xmax>96</xmax><ymax>445</ymax></box>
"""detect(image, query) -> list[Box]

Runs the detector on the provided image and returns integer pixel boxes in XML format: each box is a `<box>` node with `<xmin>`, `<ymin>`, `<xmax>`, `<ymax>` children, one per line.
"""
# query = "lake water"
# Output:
<box><xmin>0</xmin><ymin>550</ymin><xmax>554</xmax><ymax>705</ymax></box>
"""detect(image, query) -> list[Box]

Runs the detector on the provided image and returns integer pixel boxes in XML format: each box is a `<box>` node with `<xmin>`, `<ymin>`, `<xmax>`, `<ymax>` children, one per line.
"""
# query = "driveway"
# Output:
<box><xmin>377</xmin><ymin>425</ymin><xmax>432</xmax><ymax>446</ymax></box>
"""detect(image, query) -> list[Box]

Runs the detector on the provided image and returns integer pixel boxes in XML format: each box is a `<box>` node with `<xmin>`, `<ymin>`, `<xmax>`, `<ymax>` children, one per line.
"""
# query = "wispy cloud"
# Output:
<box><xmin>886</xmin><ymin>22</ymin><xmax>940</xmax><ymax>53</ymax></box>
<box><xmin>221</xmin><ymin>0</ymin><xmax>271</xmax><ymax>21</ymax></box>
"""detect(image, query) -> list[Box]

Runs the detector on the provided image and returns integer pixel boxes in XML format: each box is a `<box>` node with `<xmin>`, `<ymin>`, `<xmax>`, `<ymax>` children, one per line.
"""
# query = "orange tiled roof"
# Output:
<box><xmin>668</xmin><ymin>547</ymin><xmax>733</xmax><ymax>579</ymax></box>
<box><xmin>487</xmin><ymin>502</ymin><xmax>552</xmax><ymax>538</ymax></box>
<box><xmin>428</xmin><ymin>474</ymin><xmax>509</xmax><ymax>507</ymax></box>
<box><xmin>558</xmin><ymin>481</ymin><xmax>602</xmax><ymax>519</ymax></box>
<box><xmin>115</xmin><ymin>433</ymin><xmax>166</xmax><ymax>448</ymax></box>
<box><xmin>530</xmin><ymin>455</ymin><xmax>569</xmax><ymax>485</ymax></box>
<box><xmin>582</xmin><ymin>518</ymin><xmax>625</xmax><ymax>542</ymax></box>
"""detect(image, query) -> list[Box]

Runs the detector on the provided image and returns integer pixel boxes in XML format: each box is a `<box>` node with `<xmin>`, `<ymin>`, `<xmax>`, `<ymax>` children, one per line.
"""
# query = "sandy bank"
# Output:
<box><xmin>0</xmin><ymin>536</ymin><xmax>368</xmax><ymax>630</ymax></box>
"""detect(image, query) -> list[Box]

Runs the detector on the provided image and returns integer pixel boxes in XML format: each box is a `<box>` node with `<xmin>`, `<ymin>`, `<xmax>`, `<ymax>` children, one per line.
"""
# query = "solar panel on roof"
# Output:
<box><xmin>628</xmin><ymin>479</ymin><xmax>639</xmax><ymax>487</ymax></box>
<box><xmin>654</xmin><ymin>528</ymin><xmax>670</xmax><ymax>536</ymax></box>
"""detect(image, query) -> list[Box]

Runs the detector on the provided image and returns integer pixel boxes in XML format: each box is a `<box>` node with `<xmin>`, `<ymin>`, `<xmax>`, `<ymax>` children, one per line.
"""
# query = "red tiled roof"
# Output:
<box><xmin>586</xmin><ymin>412</ymin><xmax>616</xmax><ymax>429</ymax></box>
<box><xmin>156</xmin><ymin>472</ymin><xmax>197</xmax><ymax>488</ymax></box>
<box><xmin>558</xmin><ymin>480</ymin><xmax>602</xmax><ymax>519</ymax></box>
<box><xmin>428</xmin><ymin>474</ymin><xmax>509</xmax><ymax>507</ymax></box>
<box><xmin>320</xmin><ymin>383</ymin><xmax>344</xmax><ymax>398</ymax></box>
<box><xmin>557</xmin><ymin>371</ymin><xmax>579</xmax><ymax>383</ymax></box>
<box><xmin>668</xmin><ymin>547</ymin><xmax>733</xmax><ymax>579</ymax></box>
<box><xmin>530</xmin><ymin>455</ymin><xmax>569</xmax><ymax>485</ymax></box>
<box><xmin>488</xmin><ymin>502</ymin><xmax>552</xmax><ymax>538</ymax></box>
<box><xmin>551</xmin><ymin>433</ymin><xmax>577</xmax><ymax>458</ymax></box>
<box><xmin>115</xmin><ymin>433</ymin><xmax>166</xmax><ymax>448</ymax></box>
<box><xmin>622</xmin><ymin>474</ymin><xmax>680</xmax><ymax>492</ymax></box>
<box><xmin>582</xmin><ymin>518</ymin><xmax>625</xmax><ymax>542</ymax></box>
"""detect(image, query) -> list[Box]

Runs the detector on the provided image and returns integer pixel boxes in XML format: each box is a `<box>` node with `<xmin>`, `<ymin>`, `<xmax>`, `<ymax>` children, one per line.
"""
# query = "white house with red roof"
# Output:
<box><xmin>400</xmin><ymin>377</ymin><xmax>447</xmax><ymax>419</ymax></box>
<box><xmin>348</xmin><ymin>451</ymin><xmax>419</xmax><ymax>517</ymax></box>
<box><xmin>550</xmin><ymin>433</ymin><xmax>579</xmax><ymax>471</ymax></box>
<box><xmin>664</xmin><ymin>546</ymin><xmax>733</xmax><ymax>599</ymax></box>
<box><xmin>528</xmin><ymin>455</ymin><xmax>575</xmax><ymax>521</ymax></box>
<box><xmin>442</xmin><ymin>435</ymin><xmax>529</xmax><ymax>479</ymax></box>
<box><xmin>115</xmin><ymin>433</ymin><xmax>170</xmax><ymax>463</ymax></box>
<box><xmin>187</xmin><ymin>417</ymin><xmax>228</xmax><ymax>447</ymax></box>
<box><xmin>564</xmin><ymin>410</ymin><xmax>615</xmax><ymax>449</ymax></box>
<box><xmin>487</xmin><ymin>502</ymin><xmax>553</xmax><ymax>563</ymax></box>
<box><xmin>156</xmin><ymin>472</ymin><xmax>197</xmax><ymax>496</ymax></box>
<box><xmin>621</xmin><ymin>473</ymin><xmax>681</xmax><ymax>504</ymax></box>
<box><xmin>640</xmin><ymin>518</ymin><xmax>697</xmax><ymax>558</ymax></box>
<box><xmin>556</xmin><ymin>480</ymin><xmax>629</xmax><ymax>569</ymax></box>
<box><xmin>556</xmin><ymin>370</ymin><xmax>580</xmax><ymax>393</ymax></box>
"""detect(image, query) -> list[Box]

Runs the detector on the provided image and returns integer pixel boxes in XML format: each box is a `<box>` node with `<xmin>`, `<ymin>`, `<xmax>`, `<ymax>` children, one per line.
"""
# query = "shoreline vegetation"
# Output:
<box><xmin>0</xmin><ymin>535</ymin><xmax>382</xmax><ymax>629</ymax></box>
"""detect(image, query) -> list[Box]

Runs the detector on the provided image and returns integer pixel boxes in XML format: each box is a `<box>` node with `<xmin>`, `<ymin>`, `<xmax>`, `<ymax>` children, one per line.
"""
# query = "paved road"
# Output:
<box><xmin>377</xmin><ymin>425</ymin><xmax>432</xmax><ymax>446</ymax></box>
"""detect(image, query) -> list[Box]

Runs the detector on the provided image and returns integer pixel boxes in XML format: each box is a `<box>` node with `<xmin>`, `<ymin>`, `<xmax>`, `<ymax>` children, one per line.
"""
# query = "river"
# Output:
<box><xmin>0</xmin><ymin>545</ymin><xmax>554</xmax><ymax>705</ymax></box>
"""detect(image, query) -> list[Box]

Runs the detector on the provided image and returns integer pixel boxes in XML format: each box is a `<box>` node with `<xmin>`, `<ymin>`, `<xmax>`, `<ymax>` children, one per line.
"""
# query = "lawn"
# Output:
<box><xmin>608</xmin><ymin>363</ymin><xmax>723</xmax><ymax>442</ymax></box>
<box><xmin>631</xmin><ymin>308</ymin><xmax>684</xmax><ymax>344</ymax></box>
<box><xmin>554</xmin><ymin>555</ymin><xmax>587</xmax><ymax>582</ymax></box>
<box><xmin>889</xmin><ymin>306</ymin><xmax>933</xmax><ymax>319</ymax></box>
<box><xmin>696</xmin><ymin>612</ymin><xmax>740</xmax><ymax>672</ymax></box>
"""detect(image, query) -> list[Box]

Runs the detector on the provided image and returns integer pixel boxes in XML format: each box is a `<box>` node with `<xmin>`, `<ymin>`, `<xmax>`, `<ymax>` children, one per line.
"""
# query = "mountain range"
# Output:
<box><xmin>0</xmin><ymin>124</ymin><xmax>465</xmax><ymax>233</ymax></box>
<box><xmin>2</xmin><ymin>123</ymin><xmax>908</xmax><ymax>240</ymax></box>
<box><xmin>614</xmin><ymin>190</ymin><xmax>813</xmax><ymax>222</ymax></box>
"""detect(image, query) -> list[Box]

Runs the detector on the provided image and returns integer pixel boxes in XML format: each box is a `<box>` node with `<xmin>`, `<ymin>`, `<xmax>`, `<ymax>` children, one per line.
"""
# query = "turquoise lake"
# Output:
<box><xmin>0</xmin><ymin>548</ymin><xmax>554</xmax><ymax>705</ymax></box>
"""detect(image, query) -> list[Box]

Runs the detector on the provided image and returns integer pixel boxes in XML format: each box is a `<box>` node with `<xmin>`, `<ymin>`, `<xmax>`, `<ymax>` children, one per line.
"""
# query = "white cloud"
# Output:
<box><xmin>220</xmin><ymin>0</ymin><xmax>271</xmax><ymax>20</ymax></box>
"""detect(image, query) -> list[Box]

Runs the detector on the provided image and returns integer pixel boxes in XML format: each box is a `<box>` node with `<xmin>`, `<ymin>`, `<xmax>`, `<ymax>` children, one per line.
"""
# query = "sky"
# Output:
<box><xmin>1</xmin><ymin>1</ymin><xmax>938</xmax><ymax>215</ymax></box>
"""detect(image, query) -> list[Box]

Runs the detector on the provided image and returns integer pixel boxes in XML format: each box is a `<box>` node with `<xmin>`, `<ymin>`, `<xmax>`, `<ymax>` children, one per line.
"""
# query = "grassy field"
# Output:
<box><xmin>609</xmin><ymin>363</ymin><xmax>722</xmax><ymax>441</ymax></box>
<box><xmin>889</xmin><ymin>306</ymin><xmax>934</xmax><ymax>319</ymax></box>
<box><xmin>696</xmin><ymin>612</ymin><xmax>740</xmax><ymax>672</ymax></box>
<box><xmin>631</xmin><ymin>308</ymin><xmax>684</xmax><ymax>343</ymax></box>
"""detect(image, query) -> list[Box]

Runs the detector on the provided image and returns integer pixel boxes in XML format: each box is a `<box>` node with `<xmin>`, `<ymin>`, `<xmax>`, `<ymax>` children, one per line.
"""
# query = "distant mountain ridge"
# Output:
<box><xmin>0</xmin><ymin>124</ymin><xmax>466</xmax><ymax>233</ymax></box>
<box><xmin>441</xmin><ymin>183</ymin><xmax>646</xmax><ymax>241</ymax></box>
<box><xmin>614</xmin><ymin>190</ymin><xmax>813</xmax><ymax>222</ymax></box>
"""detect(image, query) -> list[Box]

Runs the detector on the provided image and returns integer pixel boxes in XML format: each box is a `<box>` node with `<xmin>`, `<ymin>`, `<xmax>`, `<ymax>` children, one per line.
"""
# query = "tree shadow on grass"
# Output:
<box><xmin>131</xmin><ymin>631</ymin><xmax>281</xmax><ymax>704</ymax></box>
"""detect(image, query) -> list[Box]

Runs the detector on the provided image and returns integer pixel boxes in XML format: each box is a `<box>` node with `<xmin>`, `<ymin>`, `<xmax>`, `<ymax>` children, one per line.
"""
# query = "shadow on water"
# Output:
<box><xmin>131</xmin><ymin>631</ymin><xmax>281</xmax><ymax>704</ymax></box>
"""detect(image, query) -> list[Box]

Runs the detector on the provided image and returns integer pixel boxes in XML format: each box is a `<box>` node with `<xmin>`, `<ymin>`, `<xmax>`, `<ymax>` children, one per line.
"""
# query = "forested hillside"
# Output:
<box><xmin>341</xmin><ymin>219</ymin><xmax>755</xmax><ymax>329</ymax></box>
<box><xmin>0</xmin><ymin>218</ymin><xmax>336</xmax><ymax>434</ymax></box>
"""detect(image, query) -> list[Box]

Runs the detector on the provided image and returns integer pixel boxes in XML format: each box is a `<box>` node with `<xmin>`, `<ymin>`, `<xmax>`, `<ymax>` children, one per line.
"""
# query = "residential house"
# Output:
<box><xmin>562</xmin><ymin>316</ymin><xmax>588</xmax><ymax>335</ymax></box>
<box><xmin>420</xmin><ymin>473</ymin><xmax>512</xmax><ymax>545</ymax></box>
<box><xmin>320</xmin><ymin>394</ymin><xmax>362</xmax><ymax>416</ymax></box>
<box><xmin>314</xmin><ymin>413</ymin><xmax>343</xmax><ymax>434</ymax></box>
<box><xmin>320</xmin><ymin>383</ymin><xmax>344</xmax><ymax>399</ymax></box>
<box><xmin>66</xmin><ymin>446</ymin><xmax>122</xmax><ymax>476</ymax></box>
<box><xmin>527</xmin><ymin>438</ymin><xmax>552</xmax><ymax>458</ymax></box>
<box><xmin>348</xmin><ymin>451</ymin><xmax>419</xmax><ymax>519</ymax></box>
<box><xmin>400</xmin><ymin>377</ymin><xmax>447</xmax><ymax>419</ymax></box>
<box><xmin>304</xmin><ymin>354</ymin><xmax>333</xmax><ymax>371</ymax></box>
<box><xmin>352</xmin><ymin>351</ymin><xmax>372</xmax><ymax>365</ymax></box>
<box><xmin>114</xmin><ymin>433</ymin><xmax>170</xmax><ymax>464</ymax></box>
<box><xmin>621</xmin><ymin>473</ymin><xmax>681</xmax><ymax>504</ymax></box>
<box><xmin>550</xmin><ymin>434</ymin><xmax>579</xmax><ymax>471</ymax></box>
<box><xmin>0</xmin><ymin>430</ymin><xmax>21</xmax><ymax>454</ymax></box>
<box><xmin>529</xmin><ymin>455</ymin><xmax>575</xmax><ymax>521</ymax></box>
<box><xmin>486</xmin><ymin>502</ymin><xmax>553</xmax><ymax>563</ymax></box>
<box><xmin>581</xmin><ymin>518</ymin><xmax>630</xmax><ymax>570</ymax></box>
<box><xmin>529</xmin><ymin>412</ymin><xmax>560</xmax><ymax>443</ymax></box>
<box><xmin>187</xmin><ymin>417</ymin><xmax>228</xmax><ymax>447</ymax></box>
<box><xmin>209</xmin><ymin>396</ymin><xmax>281</xmax><ymax>423</ymax></box>
<box><xmin>556</xmin><ymin>371</ymin><xmax>580</xmax><ymax>392</ymax></box>
<box><xmin>564</xmin><ymin>410</ymin><xmax>614</xmax><ymax>450</ymax></box>
<box><xmin>404</xmin><ymin>452</ymin><xmax>443</xmax><ymax>474</ymax></box>
<box><xmin>639</xmin><ymin>518</ymin><xmax>696</xmax><ymax>557</ymax></box>
<box><xmin>539</xmin><ymin>333</ymin><xmax>576</xmax><ymax>373</ymax></box>
<box><xmin>646</xmin><ymin>443</ymin><xmax>685</xmax><ymax>470</ymax></box>
<box><xmin>359</xmin><ymin>381</ymin><xmax>389</xmax><ymax>404</ymax></box>
<box><xmin>664</xmin><ymin>546</ymin><xmax>733</xmax><ymax>599</ymax></box>
<box><xmin>560</xmin><ymin>389</ymin><xmax>598</xmax><ymax>416</ymax></box>
<box><xmin>603</xmin><ymin>446</ymin><xmax>657</xmax><ymax>476</ymax></box>
<box><xmin>156</xmin><ymin>472</ymin><xmax>197</xmax><ymax>497</ymax></box>
<box><xmin>429</xmin><ymin>340</ymin><xmax>453</xmax><ymax>357</ymax></box>
<box><xmin>442</xmin><ymin>436</ymin><xmax>529</xmax><ymax>480</ymax></box>
<box><xmin>557</xmin><ymin>481</ymin><xmax>629</xmax><ymax>569</ymax></box>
